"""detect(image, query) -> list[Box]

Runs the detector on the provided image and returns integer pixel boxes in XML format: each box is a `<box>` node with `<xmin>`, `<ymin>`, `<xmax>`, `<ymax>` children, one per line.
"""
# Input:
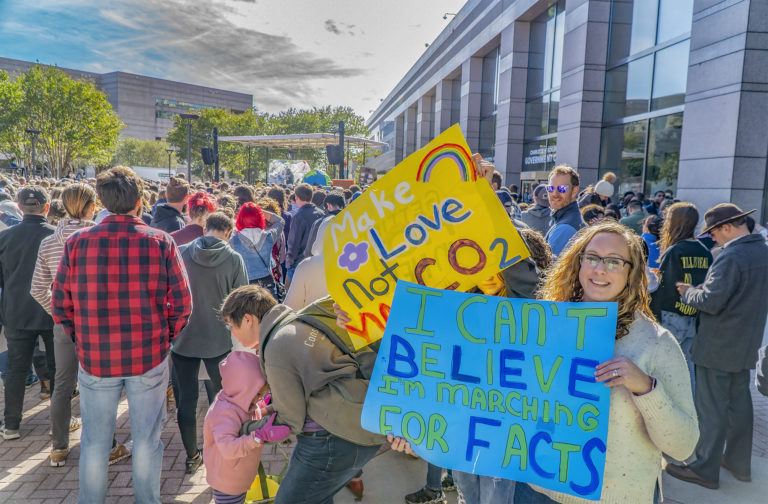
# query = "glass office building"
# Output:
<box><xmin>368</xmin><ymin>0</ymin><xmax>768</xmax><ymax>221</ymax></box>
<box><xmin>600</xmin><ymin>0</ymin><xmax>693</xmax><ymax>197</ymax></box>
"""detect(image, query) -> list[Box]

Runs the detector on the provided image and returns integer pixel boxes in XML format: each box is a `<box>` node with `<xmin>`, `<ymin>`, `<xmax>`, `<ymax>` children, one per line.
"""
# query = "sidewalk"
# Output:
<box><xmin>0</xmin><ymin>347</ymin><xmax>765</xmax><ymax>502</ymax></box>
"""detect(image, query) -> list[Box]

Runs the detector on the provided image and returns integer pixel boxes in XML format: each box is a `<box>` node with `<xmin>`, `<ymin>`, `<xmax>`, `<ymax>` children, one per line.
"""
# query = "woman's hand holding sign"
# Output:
<box><xmin>594</xmin><ymin>356</ymin><xmax>655</xmax><ymax>396</ymax></box>
<box><xmin>472</xmin><ymin>153</ymin><xmax>495</xmax><ymax>186</ymax></box>
<box><xmin>334</xmin><ymin>303</ymin><xmax>351</xmax><ymax>329</ymax></box>
<box><xmin>387</xmin><ymin>433</ymin><xmax>414</xmax><ymax>456</ymax></box>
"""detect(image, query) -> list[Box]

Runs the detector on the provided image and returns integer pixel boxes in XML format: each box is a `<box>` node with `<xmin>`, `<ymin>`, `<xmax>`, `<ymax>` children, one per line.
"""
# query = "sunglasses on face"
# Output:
<box><xmin>546</xmin><ymin>185</ymin><xmax>570</xmax><ymax>194</ymax></box>
<box><xmin>580</xmin><ymin>253</ymin><xmax>632</xmax><ymax>272</ymax></box>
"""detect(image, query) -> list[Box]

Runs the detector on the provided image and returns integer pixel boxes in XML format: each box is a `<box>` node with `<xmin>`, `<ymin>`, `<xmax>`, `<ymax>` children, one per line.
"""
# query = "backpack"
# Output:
<box><xmin>242</xmin><ymin>297</ymin><xmax>385</xmax><ymax>445</ymax></box>
<box><xmin>262</xmin><ymin>296</ymin><xmax>380</xmax><ymax>383</ymax></box>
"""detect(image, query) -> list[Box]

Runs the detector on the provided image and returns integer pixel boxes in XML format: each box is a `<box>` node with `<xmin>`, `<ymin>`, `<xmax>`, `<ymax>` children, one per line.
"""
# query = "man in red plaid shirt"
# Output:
<box><xmin>52</xmin><ymin>166</ymin><xmax>192</xmax><ymax>504</ymax></box>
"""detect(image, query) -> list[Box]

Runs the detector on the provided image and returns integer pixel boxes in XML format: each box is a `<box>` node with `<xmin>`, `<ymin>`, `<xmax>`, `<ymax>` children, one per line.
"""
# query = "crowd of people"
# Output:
<box><xmin>0</xmin><ymin>158</ymin><xmax>766</xmax><ymax>504</ymax></box>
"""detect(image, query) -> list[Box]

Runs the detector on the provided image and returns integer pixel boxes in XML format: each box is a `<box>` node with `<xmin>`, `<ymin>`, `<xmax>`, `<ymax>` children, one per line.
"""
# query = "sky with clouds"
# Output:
<box><xmin>0</xmin><ymin>0</ymin><xmax>467</xmax><ymax>116</ymax></box>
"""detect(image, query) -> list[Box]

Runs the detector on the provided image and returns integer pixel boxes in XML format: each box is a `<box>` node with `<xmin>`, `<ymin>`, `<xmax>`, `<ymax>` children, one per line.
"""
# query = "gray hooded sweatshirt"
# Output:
<box><xmin>173</xmin><ymin>235</ymin><xmax>248</xmax><ymax>358</ymax></box>
<box><xmin>521</xmin><ymin>204</ymin><xmax>551</xmax><ymax>236</ymax></box>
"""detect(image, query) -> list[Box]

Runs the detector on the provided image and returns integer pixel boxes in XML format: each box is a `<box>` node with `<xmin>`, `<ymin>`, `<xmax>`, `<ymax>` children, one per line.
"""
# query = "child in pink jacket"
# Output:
<box><xmin>203</xmin><ymin>351</ymin><xmax>290</xmax><ymax>504</ymax></box>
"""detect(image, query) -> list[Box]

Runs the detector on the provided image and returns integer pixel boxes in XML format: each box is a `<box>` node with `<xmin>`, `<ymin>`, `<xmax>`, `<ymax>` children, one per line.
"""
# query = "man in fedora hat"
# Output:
<box><xmin>667</xmin><ymin>203</ymin><xmax>768</xmax><ymax>489</ymax></box>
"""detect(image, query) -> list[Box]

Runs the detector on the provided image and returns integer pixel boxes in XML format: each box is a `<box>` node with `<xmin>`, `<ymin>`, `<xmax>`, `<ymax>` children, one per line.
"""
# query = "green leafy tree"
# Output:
<box><xmin>0</xmin><ymin>71</ymin><xmax>26</xmax><ymax>169</ymax></box>
<box><xmin>0</xmin><ymin>66</ymin><xmax>123</xmax><ymax>178</ymax></box>
<box><xmin>112</xmin><ymin>138</ymin><xmax>177</xmax><ymax>168</ymax></box>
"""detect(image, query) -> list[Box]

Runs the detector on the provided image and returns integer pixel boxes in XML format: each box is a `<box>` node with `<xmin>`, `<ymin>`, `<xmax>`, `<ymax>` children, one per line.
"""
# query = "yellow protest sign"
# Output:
<box><xmin>323</xmin><ymin>124</ymin><xmax>529</xmax><ymax>349</ymax></box>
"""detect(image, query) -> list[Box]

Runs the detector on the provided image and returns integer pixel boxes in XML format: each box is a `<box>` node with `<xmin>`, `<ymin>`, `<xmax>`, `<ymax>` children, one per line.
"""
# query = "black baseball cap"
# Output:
<box><xmin>17</xmin><ymin>186</ymin><xmax>50</xmax><ymax>206</ymax></box>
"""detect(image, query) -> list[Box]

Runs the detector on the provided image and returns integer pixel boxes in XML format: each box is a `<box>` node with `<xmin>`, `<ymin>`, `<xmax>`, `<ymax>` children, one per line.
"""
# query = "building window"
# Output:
<box><xmin>599</xmin><ymin>0</ymin><xmax>693</xmax><ymax>195</ymax></box>
<box><xmin>376</xmin><ymin>120</ymin><xmax>395</xmax><ymax>154</ymax></box>
<box><xmin>450</xmin><ymin>77</ymin><xmax>461</xmax><ymax>127</ymax></box>
<box><xmin>523</xmin><ymin>0</ymin><xmax>565</xmax><ymax>172</ymax></box>
<box><xmin>395</xmin><ymin>114</ymin><xmax>405</xmax><ymax>164</ymax></box>
<box><xmin>600</xmin><ymin>112</ymin><xmax>682</xmax><ymax>196</ymax></box>
<box><xmin>154</xmin><ymin>98</ymin><xmax>217</xmax><ymax>112</ymax></box>
<box><xmin>478</xmin><ymin>48</ymin><xmax>500</xmax><ymax>159</ymax></box>
<box><xmin>428</xmin><ymin>93</ymin><xmax>436</xmax><ymax>140</ymax></box>
<box><xmin>155</xmin><ymin>110</ymin><xmax>177</xmax><ymax>120</ymax></box>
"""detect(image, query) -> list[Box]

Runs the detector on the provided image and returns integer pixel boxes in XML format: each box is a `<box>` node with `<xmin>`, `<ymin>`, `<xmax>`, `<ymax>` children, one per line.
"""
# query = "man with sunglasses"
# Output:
<box><xmin>544</xmin><ymin>165</ymin><xmax>585</xmax><ymax>256</ymax></box>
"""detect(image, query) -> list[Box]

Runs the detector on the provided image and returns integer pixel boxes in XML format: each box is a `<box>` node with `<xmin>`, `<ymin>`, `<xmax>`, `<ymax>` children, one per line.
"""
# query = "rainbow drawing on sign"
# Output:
<box><xmin>416</xmin><ymin>143</ymin><xmax>476</xmax><ymax>183</ymax></box>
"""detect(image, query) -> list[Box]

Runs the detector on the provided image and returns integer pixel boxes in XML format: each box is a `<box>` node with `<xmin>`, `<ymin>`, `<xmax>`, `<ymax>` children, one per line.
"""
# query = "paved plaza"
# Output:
<box><xmin>0</xmin><ymin>346</ymin><xmax>766</xmax><ymax>503</ymax></box>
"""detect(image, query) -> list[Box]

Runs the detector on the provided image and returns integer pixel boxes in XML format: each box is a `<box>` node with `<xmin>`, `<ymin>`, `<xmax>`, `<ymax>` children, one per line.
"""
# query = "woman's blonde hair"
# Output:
<box><xmin>61</xmin><ymin>183</ymin><xmax>97</xmax><ymax>220</ymax></box>
<box><xmin>659</xmin><ymin>202</ymin><xmax>699</xmax><ymax>253</ymax></box>
<box><xmin>537</xmin><ymin>221</ymin><xmax>653</xmax><ymax>339</ymax></box>
<box><xmin>257</xmin><ymin>197</ymin><xmax>281</xmax><ymax>216</ymax></box>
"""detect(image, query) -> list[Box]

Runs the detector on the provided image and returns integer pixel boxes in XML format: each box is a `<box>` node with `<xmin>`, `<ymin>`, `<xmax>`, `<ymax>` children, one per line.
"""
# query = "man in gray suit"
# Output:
<box><xmin>667</xmin><ymin>203</ymin><xmax>768</xmax><ymax>489</ymax></box>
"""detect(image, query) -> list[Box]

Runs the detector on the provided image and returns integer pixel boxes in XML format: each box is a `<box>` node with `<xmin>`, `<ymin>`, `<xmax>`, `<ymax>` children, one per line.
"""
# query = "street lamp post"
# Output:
<box><xmin>25</xmin><ymin>128</ymin><xmax>40</xmax><ymax>178</ymax></box>
<box><xmin>213</xmin><ymin>127</ymin><xmax>220</xmax><ymax>183</ymax></box>
<box><xmin>247</xmin><ymin>146</ymin><xmax>252</xmax><ymax>184</ymax></box>
<box><xmin>179</xmin><ymin>113</ymin><xmax>199</xmax><ymax>181</ymax></box>
<box><xmin>165</xmin><ymin>148</ymin><xmax>175</xmax><ymax>179</ymax></box>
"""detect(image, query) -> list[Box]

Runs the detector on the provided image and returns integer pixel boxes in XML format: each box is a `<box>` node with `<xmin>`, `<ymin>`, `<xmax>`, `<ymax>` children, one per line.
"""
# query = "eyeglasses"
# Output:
<box><xmin>580</xmin><ymin>253</ymin><xmax>632</xmax><ymax>272</ymax></box>
<box><xmin>546</xmin><ymin>185</ymin><xmax>570</xmax><ymax>194</ymax></box>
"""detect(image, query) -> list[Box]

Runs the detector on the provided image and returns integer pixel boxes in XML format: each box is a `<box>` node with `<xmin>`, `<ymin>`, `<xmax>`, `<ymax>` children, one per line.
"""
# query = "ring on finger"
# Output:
<box><xmin>612</xmin><ymin>370</ymin><xmax>619</xmax><ymax>378</ymax></box>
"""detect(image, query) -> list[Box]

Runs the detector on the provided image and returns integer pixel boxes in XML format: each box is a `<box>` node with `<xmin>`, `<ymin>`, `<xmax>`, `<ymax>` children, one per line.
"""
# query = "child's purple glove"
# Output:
<box><xmin>250</xmin><ymin>413</ymin><xmax>291</xmax><ymax>444</ymax></box>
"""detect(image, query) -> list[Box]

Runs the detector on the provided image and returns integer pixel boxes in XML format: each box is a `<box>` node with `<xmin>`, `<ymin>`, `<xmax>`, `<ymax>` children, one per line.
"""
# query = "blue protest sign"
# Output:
<box><xmin>361</xmin><ymin>281</ymin><xmax>617</xmax><ymax>501</ymax></box>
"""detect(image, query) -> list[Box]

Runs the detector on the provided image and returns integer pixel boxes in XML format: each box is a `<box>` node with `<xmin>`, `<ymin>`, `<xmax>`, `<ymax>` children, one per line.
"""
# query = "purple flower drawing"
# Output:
<box><xmin>338</xmin><ymin>241</ymin><xmax>370</xmax><ymax>273</ymax></box>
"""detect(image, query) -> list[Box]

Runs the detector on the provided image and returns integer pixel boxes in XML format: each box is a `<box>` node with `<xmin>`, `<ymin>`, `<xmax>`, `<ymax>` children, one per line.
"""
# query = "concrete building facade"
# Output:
<box><xmin>0</xmin><ymin>57</ymin><xmax>253</xmax><ymax>141</ymax></box>
<box><xmin>367</xmin><ymin>0</ymin><xmax>768</xmax><ymax>221</ymax></box>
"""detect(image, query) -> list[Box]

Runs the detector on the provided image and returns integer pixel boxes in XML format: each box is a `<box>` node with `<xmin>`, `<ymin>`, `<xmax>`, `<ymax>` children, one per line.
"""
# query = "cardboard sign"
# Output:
<box><xmin>323</xmin><ymin>125</ymin><xmax>529</xmax><ymax>349</ymax></box>
<box><xmin>361</xmin><ymin>281</ymin><xmax>617</xmax><ymax>501</ymax></box>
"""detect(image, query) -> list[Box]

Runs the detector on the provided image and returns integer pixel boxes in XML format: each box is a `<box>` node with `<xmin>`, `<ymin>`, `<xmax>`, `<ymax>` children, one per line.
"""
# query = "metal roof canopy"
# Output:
<box><xmin>218</xmin><ymin>133</ymin><xmax>386</xmax><ymax>150</ymax></box>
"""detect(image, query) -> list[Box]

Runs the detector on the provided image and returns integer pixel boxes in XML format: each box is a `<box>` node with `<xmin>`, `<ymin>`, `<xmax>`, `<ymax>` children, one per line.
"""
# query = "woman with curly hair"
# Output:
<box><xmin>514</xmin><ymin>221</ymin><xmax>698</xmax><ymax>503</ymax></box>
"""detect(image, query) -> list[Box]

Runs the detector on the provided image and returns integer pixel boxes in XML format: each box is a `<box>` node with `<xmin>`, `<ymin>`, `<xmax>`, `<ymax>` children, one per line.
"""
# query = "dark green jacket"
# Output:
<box><xmin>619</xmin><ymin>211</ymin><xmax>645</xmax><ymax>235</ymax></box>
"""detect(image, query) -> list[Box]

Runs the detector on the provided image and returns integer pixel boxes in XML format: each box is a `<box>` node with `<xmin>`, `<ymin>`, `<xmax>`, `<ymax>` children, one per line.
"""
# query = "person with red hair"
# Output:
<box><xmin>235</xmin><ymin>202</ymin><xmax>265</xmax><ymax>231</ymax></box>
<box><xmin>230</xmin><ymin>202</ymin><xmax>284</xmax><ymax>300</ymax></box>
<box><xmin>171</xmin><ymin>191</ymin><xmax>218</xmax><ymax>246</ymax></box>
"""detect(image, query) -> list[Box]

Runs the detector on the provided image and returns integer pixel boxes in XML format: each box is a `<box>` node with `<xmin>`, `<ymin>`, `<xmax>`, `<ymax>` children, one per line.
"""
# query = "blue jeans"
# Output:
<box><xmin>78</xmin><ymin>359</ymin><xmax>169</xmax><ymax>504</ymax></box>
<box><xmin>275</xmin><ymin>430</ymin><xmax>381</xmax><ymax>504</ymax></box>
<box><xmin>426</xmin><ymin>464</ymin><xmax>452</xmax><ymax>491</ymax></box>
<box><xmin>454</xmin><ymin>472</ymin><xmax>516</xmax><ymax>504</ymax></box>
<box><xmin>285</xmin><ymin>265</ymin><xmax>297</xmax><ymax>283</ymax></box>
<box><xmin>661</xmin><ymin>311</ymin><xmax>696</xmax><ymax>393</ymax></box>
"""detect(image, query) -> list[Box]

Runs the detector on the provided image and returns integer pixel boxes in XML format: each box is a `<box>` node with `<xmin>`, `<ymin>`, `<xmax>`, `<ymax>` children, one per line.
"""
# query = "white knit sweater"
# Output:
<box><xmin>532</xmin><ymin>313</ymin><xmax>699</xmax><ymax>503</ymax></box>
